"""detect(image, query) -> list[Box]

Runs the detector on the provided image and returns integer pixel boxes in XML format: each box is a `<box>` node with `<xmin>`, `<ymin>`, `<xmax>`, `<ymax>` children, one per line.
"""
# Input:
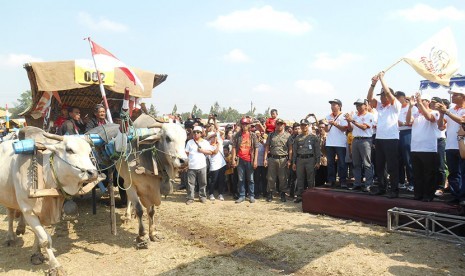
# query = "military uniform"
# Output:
<box><xmin>266</xmin><ymin>130</ymin><xmax>291</xmax><ymax>195</ymax></box>
<box><xmin>292</xmin><ymin>132</ymin><xmax>321</xmax><ymax>199</ymax></box>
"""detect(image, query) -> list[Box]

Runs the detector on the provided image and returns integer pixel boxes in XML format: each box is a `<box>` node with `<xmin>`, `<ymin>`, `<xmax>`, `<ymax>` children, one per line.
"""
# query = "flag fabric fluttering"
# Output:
<box><xmin>403</xmin><ymin>27</ymin><xmax>459</xmax><ymax>86</ymax></box>
<box><xmin>89</xmin><ymin>39</ymin><xmax>144</xmax><ymax>90</ymax></box>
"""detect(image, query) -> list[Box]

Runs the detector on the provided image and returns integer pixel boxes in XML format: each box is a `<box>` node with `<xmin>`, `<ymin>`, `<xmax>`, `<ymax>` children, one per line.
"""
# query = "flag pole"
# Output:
<box><xmin>383</xmin><ymin>58</ymin><xmax>403</xmax><ymax>73</ymax></box>
<box><xmin>85</xmin><ymin>37</ymin><xmax>113</xmax><ymax>123</ymax></box>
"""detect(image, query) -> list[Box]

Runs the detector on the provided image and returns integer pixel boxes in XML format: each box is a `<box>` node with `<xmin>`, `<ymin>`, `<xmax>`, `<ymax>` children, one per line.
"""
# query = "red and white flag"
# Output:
<box><xmin>89</xmin><ymin>39</ymin><xmax>144</xmax><ymax>90</ymax></box>
<box><xmin>403</xmin><ymin>27</ymin><xmax>459</xmax><ymax>86</ymax></box>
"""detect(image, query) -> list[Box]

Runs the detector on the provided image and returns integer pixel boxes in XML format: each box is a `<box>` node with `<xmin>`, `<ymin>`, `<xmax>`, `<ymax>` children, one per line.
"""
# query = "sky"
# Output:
<box><xmin>0</xmin><ymin>1</ymin><xmax>464</xmax><ymax>121</ymax></box>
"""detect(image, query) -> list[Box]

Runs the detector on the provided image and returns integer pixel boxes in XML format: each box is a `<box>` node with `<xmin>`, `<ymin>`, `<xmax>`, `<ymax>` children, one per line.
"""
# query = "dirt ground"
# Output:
<box><xmin>1</xmin><ymin>190</ymin><xmax>465</xmax><ymax>276</ymax></box>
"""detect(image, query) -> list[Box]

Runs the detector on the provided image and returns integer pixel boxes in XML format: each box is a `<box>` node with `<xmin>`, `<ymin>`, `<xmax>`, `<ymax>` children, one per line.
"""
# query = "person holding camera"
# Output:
<box><xmin>325</xmin><ymin>99</ymin><xmax>349</xmax><ymax>188</ymax></box>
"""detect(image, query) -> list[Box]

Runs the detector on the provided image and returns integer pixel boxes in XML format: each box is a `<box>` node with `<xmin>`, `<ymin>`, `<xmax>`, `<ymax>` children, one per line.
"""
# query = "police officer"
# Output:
<box><xmin>264</xmin><ymin>118</ymin><xmax>292</xmax><ymax>202</ymax></box>
<box><xmin>292</xmin><ymin>119</ymin><xmax>321</xmax><ymax>203</ymax></box>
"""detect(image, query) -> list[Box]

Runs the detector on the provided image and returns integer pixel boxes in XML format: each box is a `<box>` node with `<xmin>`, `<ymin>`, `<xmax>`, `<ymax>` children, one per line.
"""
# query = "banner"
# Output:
<box><xmin>403</xmin><ymin>27</ymin><xmax>459</xmax><ymax>86</ymax></box>
<box><xmin>74</xmin><ymin>59</ymin><xmax>115</xmax><ymax>86</ymax></box>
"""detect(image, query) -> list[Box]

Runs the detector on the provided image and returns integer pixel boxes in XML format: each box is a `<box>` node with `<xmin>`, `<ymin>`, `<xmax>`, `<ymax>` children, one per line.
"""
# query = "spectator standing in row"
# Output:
<box><xmin>315</xmin><ymin>120</ymin><xmax>328</xmax><ymax>186</ymax></box>
<box><xmin>345</xmin><ymin>99</ymin><xmax>374</xmax><ymax>191</ymax></box>
<box><xmin>406</xmin><ymin>93</ymin><xmax>438</xmax><ymax>202</ymax></box>
<box><xmin>206</xmin><ymin>132</ymin><xmax>227</xmax><ymax>201</ymax></box>
<box><xmin>231</xmin><ymin>118</ymin><xmax>259</xmax><ymax>203</ymax></box>
<box><xmin>264</xmin><ymin>118</ymin><xmax>291</xmax><ymax>202</ymax></box>
<box><xmin>254</xmin><ymin>131</ymin><xmax>267</xmax><ymax>199</ymax></box>
<box><xmin>292</xmin><ymin>119</ymin><xmax>321</xmax><ymax>203</ymax></box>
<box><xmin>288</xmin><ymin>122</ymin><xmax>301</xmax><ymax>196</ymax></box>
<box><xmin>430</xmin><ymin>97</ymin><xmax>447</xmax><ymax>196</ymax></box>
<box><xmin>185</xmin><ymin>126</ymin><xmax>213</xmax><ymax>205</ymax></box>
<box><xmin>265</xmin><ymin>109</ymin><xmax>278</xmax><ymax>134</ymax></box>
<box><xmin>325</xmin><ymin>99</ymin><xmax>348</xmax><ymax>187</ymax></box>
<box><xmin>436</xmin><ymin>87</ymin><xmax>465</xmax><ymax>205</ymax></box>
<box><xmin>396</xmin><ymin>91</ymin><xmax>414</xmax><ymax>191</ymax></box>
<box><xmin>367</xmin><ymin>72</ymin><xmax>401</xmax><ymax>198</ymax></box>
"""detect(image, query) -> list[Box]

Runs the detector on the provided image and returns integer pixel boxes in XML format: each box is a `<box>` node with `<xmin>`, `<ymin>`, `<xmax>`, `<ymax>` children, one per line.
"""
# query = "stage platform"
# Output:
<box><xmin>302</xmin><ymin>187</ymin><xmax>464</xmax><ymax>226</ymax></box>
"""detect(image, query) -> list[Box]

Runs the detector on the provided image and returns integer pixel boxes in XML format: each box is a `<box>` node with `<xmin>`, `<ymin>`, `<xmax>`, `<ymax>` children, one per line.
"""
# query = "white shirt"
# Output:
<box><xmin>371</xmin><ymin>109</ymin><xmax>378</xmax><ymax>135</ymax></box>
<box><xmin>445</xmin><ymin>107</ymin><xmax>465</xmax><ymax>150</ymax></box>
<box><xmin>375</xmin><ymin>99</ymin><xmax>401</xmax><ymax>139</ymax></box>
<box><xmin>398</xmin><ymin>104</ymin><xmax>413</xmax><ymax>131</ymax></box>
<box><xmin>325</xmin><ymin>113</ymin><xmax>348</xmax><ymax>147</ymax></box>
<box><xmin>411</xmin><ymin>107</ymin><xmax>439</xmax><ymax>152</ymax></box>
<box><xmin>185</xmin><ymin>139</ymin><xmax>211</xmax><ymax>170</ymax></box>
<box><xmin>209</xmin><ymin>144</ymin><xmax>227</xmax><ymax>171</ymax></box>
<box><xmin>352</xmin><ymin>112</ymin><xmax>374</xmax><ymax>137</ymax></box>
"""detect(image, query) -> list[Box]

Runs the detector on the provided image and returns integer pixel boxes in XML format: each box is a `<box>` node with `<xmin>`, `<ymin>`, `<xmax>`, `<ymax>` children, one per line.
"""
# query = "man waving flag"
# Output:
<box><xmin>403</xmin><ymin>27</ymin><xmax>459</xmax><ymax>86</ymax></box>
<box><xmin>87</xmin><ymin>38</ymin><xmax>144</xmax><ymax>90</ymax></box>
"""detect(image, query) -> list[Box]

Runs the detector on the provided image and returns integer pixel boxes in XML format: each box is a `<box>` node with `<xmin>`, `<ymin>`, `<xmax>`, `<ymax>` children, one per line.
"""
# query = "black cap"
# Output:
<box><xmin>394</xmin><ymin>91</ymin><xmax>406</xmax><ymax>97</ymax></box>
<box><xmin>300</xmin><ymin>119</ymin><xmax>310</xmax><ymax>125</ymax></box>
<box><xmin>276</xmin><ymin>118</ymin><xmax>285</xmax><ymax>124</ymax></box>
<box><xmin>431</xmin><ymin>97</ymin><xmax>442</xmax><ymax>104</ymax></box>
<box><xmin>329</xmin><ymin>99</ymin><xmax>342</xmax><ymax>106</ymax></box>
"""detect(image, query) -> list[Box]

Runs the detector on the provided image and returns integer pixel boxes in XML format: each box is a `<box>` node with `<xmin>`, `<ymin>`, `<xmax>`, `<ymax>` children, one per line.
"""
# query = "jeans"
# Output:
<box><xmin>446</xmin><ymin>149</ymin><xmax>465</xmax><ymax>200</ymax></box>
<box><xmin>326</xmin><ymin>146</ymin><xmax>347</xmax><ymax>184</ymax></box>
<box><xmin>398</xmin><ymin>129</ymin><xmax>414</xmax><ymax>185</ymax></box>
<box><xmin>237</xmin><ymin>158</ymin><xmax>255</xmax><ymax>198</ymax></box>
<box><xmin>208</xmin><ymin>165</ymin><xmax>227</xmax><ymax>196</ymax></box>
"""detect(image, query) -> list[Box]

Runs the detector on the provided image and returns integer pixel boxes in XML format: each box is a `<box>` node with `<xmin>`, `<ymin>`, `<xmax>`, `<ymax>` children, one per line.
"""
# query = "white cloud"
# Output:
<box><xmin>0</xmin><ymin>54</ymin><xmax>43</xmax><ymax>68</ymax></box>
<box><xmin>295</xmin><ymin>79</ymin><xmax>335</xmax><ymax>95</ymax></box>
<box><xmin>223</xmin><ymin>49</ymin><xmax>250</xmax><ymax>63</ymax></box>
<box><xmin>208</xmin><ymin>5</ymin><xmax>311</xmax><ymax>35</ymax></box>
<box><xmin>392</xmin><ymin>4</ymin><xmax>465</xmax><ymax>22</ymax></box>
<box><xmin>253</xmin><ymin>84</ymin><xmax>273</xmax><ymax>93</ymax></box>
<box><xmin>311</xmin><ymin>52</ymin><xmax>363</xmax><ymax>70</ymax></box>
<box><xmin>77</xmin><ymin>12</ymin><xmax>128</xmax><ymax>32</ymax></box>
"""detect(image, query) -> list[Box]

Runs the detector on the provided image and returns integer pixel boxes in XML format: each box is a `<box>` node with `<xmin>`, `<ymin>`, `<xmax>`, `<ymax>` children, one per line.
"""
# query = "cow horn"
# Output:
<box><xmin>43</xmin><ymin>132</ymin><xmax>64</xmax><ymax>141</ymax></box>
<box><xmin>148</xmin><ymin>122</ymin><xmax>164</xmax><ymax>128</ymax></box>
<box><xmin>35</xmin><ymin>142</ymin><xmax>47</xmax><ymax>151</ymax></box>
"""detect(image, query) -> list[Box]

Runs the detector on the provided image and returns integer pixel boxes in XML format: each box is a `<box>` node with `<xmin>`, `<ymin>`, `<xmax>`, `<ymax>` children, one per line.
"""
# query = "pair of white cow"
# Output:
<box><xmin>0</xmin><ymin>116</ymin><xmax>188</xmax><ymax>275</ymax></box>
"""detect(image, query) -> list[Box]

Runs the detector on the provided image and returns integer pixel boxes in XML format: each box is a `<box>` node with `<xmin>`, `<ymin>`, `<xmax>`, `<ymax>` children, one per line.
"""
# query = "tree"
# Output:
<box><xmin>148</xmin><ymin>104</ymin><xmax>159</xmax><ymax>117</ymax></box>
<box><xmin>10</xmin><ymin>90</ymin><xmax>32</xmax><ymax>117</ymax></box>
<box><xmin>171</xmin><ymin>104</ymin><xmax>177</xmax><ymax>115</ymax></box>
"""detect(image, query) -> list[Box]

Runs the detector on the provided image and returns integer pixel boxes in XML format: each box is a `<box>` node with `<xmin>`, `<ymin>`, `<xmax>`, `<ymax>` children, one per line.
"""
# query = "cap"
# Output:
<box><xmin>206</xmin><ymin>131</ymin><xmax>217</xmax><ymax>139</ymax></box>
<box><xmin>193</xmin><ymin>126</ymin><xmax>203</xmax><ymax>132</ymax></box>
<box><xmin>394</xmin><ymin>91</ymin><xmax>406</xmax><ymax>97</ymax></box>
<box><xmin>430</xmin><ymin>97</ymin><xmax>443</xmax><ymax>104</ymax></box>
<box><xmin>329</xmin><ymin>99</ymin><xmax>342</xmax><ymax>106</ymax></box>
<box><xmin>292</xmin><ymin>122</ymin><xmax>300</xmax><ymax>128</ymax></box>
<box><xmin>448</xmin><ymin>87</ymin><xmax>465</xmax><ymax>95</ymax></box>
<box><xmin>240</xmin><ymin>117</ymin><xmax>251</xmax><ymax>125</ymax></box>
<box><xmin>300</xmin><ymin>119</ymin><xmax>310</xmax><ymax>125</ymax></box>
<box><xmin>276</xmin><ymin>118</ymin><xmax>285</xmax><ymax>124</ymax></box>
<box><xmin>353</xmin><ymin>98</ymin><xmax>367</xmax><ymax>105</ymax></box>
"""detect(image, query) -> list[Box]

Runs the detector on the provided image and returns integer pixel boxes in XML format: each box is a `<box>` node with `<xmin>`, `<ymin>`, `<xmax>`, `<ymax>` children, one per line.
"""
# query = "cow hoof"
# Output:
<box><xmin>136</xmin><ymin>236</ymin><xmax>149</xmax><ymax>250</ymax></box>
<box><xmin>30</xmin><ymin>252</ymin><xmax>45</xmax><ymax>265</ymax></box>
<box><xmin>149</xmin><ymin>233</ymin><xmax>164</xmax><ymax>242</ymax></box>
<box><xmin>16</xmin><ymin>227</ymin><xmax>26</xmax><ymax>236</ymax></box>
<box><xmin>47</xmin><ymin>266</ymin><xmax>67</xmax><ymax>276</ymax></box>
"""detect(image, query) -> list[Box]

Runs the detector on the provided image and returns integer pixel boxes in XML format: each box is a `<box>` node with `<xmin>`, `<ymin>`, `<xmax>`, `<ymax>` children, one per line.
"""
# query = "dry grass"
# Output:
<box><xmin>1</xmin><ymin>190</ymin><xmax>464</xmax><ymax>275</ymax></box>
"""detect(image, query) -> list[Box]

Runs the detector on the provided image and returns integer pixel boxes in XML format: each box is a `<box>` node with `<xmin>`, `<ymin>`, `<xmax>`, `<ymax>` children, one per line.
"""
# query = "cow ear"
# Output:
<box><xmin>138</xmin><ymin>134</ymin><xmax>161</xmax><ymax>145</ymax></box>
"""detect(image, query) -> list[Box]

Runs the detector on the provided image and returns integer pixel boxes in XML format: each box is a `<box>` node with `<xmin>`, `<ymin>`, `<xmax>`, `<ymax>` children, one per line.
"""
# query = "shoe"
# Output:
<box><xmin>340</xmin><ymin>183</ymin><xmax>348</xmax><ymax>189</ymax></box>
<box><xmin>362</xmin><ymin>185</ymin><xmax>371</xmax><ymax>192</ymax></box>
<box><xmin>233</xmin><ymin>194</ymin><xmax>239</xmax><ymax>200</ymax></box>
<box><xmin>398</xmin><ymin>183</ymin><xmax>407</xmax><ymax>189</ymax></box>
<box><xmin>255</xmin><ymin>195</ymin><xmax>261</xmax><ymax>199</ymax></box>
<box><xmin>199</xmin><ymin>197</ymin><xmax>207</xmax><ymax>204</ymax></box>
<box><xmin>294</xmin><ymin>197</ymin><xmax>302</xmax><ymax>203</ymax></box>
<box><xmin>177</xmin><ymin>184</ymin><xmax>187</xmax><ymax>190</ymax></box>
<box><xmin>186</xmin><ymin>199</ymin><xmax>194</xmax><ymax>205</ymax></box>
<box><xmin>218</xmin><ymin>194</ymin><xmax>224</xmax><ymax>201</ymax></box>
<box><xmin>460</xmin><ymin>200</ymin><xmax>465</xmax><ymax>206</ymax></box>
<box><xmin>434</xmin><ymin>189</ymin><xmax>444</xmax><ymax>197</ymax></box>
<box><xmin>235</xmin><ymin>197</ymin><xmax>245</xmax><ymax>204</ymax></box>
<box><xmin>369</xmin><ymin>187</ymin><xmax>385</xmax><ymax>196</ymax></box>
<box><xmin>209</xmin><ymin>194</ymin><xmax>215</xmax><ymax>201</ymax></box>
<box><xmin>266</xmin><ymin>193</ymin><xmax>273</xmax><ymax>202</ymax></box>
<box><xmin>249</xmin><ymin>196</ymin><xmax>256</xmax><ymax>203</ymax></box>
<box><xmin>407</xmin><ymin>185</ymin><xmax>414</xmax><ymax>192</ymax></box>
<box><xmin>280</xmin><ymin>192</ymin><xmax>286</xmax><ymax>202</ymax></box>
<box><xmin>387</xmin><ymin>191</ymin><xmax>399</xmax><ymax>199</ymax></box>
<box><xmin>349</xmin><ymin>185</ymin><xmax>361</xmax><ymax>191</ymax></box>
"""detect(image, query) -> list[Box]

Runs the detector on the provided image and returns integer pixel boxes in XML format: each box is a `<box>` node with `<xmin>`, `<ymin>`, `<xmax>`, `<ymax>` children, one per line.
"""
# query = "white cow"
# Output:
<box><xmin>0</xmin><ymin>131</ymin><xmax>98</xmax><ymax>275</ymax></box>
<box><xmin>116</xmin><ymin>114</ymin><xmax>188</xmax><ymax>248</ymax></box>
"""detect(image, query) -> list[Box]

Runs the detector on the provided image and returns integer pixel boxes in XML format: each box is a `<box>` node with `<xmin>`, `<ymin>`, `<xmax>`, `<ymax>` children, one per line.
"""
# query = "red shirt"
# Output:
<box><xmin>265</xmin><ymin>118</ymin><xmax>276</xmax><ymax>133</ymax></box>
<box><xmin>54</xmin><ymin>116</ymin><xmax>67</xmax><ymax>128</ymax></box>
<box><xmin>238</xmin><ymin>132</ymin><xmax>252</xmax><ymax>162</ymax></box>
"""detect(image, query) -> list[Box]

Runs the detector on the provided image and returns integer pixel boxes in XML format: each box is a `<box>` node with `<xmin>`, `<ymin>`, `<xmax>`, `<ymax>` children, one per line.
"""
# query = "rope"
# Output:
<box><xmin>49</xmin><ymin>153</ymin><xmax>72</xmax><ymax>199</ymax></box>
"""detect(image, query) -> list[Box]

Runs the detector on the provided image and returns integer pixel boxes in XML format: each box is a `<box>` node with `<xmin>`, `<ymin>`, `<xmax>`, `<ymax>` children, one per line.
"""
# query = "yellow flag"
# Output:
<box><xmin>403</xmin><ymin>27</ymin><xmax>459</xmax><ymax>86</ymax></box>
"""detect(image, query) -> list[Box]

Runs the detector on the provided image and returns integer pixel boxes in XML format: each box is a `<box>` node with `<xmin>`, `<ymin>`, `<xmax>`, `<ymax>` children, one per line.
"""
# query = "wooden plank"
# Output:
<box><xmin>29</xmin><ymin>189</ymin><xmax>61</xmax><ymax>198</ymax></box>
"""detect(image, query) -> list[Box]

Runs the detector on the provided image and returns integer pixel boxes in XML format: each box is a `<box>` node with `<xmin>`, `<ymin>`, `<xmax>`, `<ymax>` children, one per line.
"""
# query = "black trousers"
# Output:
<box><xmin>375</xmin><ymin>139</ymin><xmax>399</xmax><ymax>192</ymax></box>
<box><xmin>412</xmin><ymin>151</ymin><xmax>437</xmax><ymax>200</ymax></box>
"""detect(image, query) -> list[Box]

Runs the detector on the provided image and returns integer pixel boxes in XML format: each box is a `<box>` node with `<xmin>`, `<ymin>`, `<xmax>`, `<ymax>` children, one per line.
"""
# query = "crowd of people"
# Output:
<box><xmin>181</xmin><ymin>71</ymin><xmax>465</xmax><ymax>206</ymax></box>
